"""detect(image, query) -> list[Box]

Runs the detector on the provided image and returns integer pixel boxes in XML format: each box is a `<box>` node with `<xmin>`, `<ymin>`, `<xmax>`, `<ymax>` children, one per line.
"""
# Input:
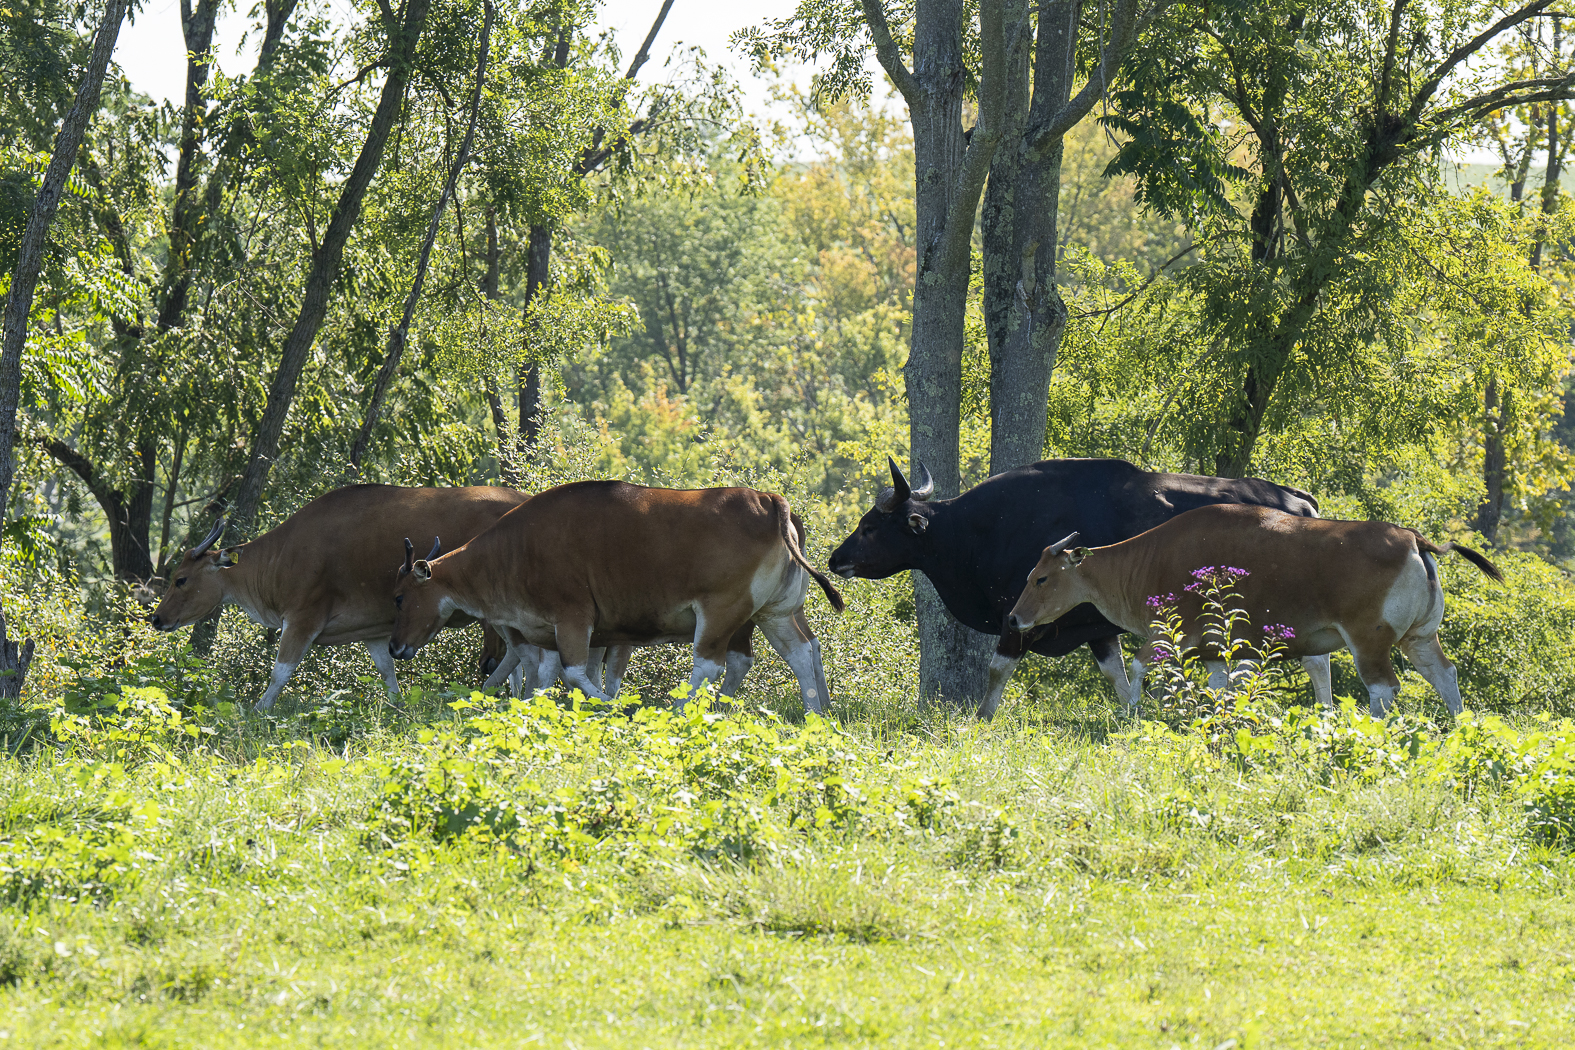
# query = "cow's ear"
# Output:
<box><xmin>1067</xmin><ymin>547</ymin><xmax>1089</xmax><ymax>566</ymax></box>
<box><xmin>217</xmin><ymin>548</ymin><xmax>241</xmax><ymax>567</ymax></box>
<box><xmin>412</xmin><ymin>559</ymin><xmax>432</xmax><ymax>582</ymax></box>
<box><xmin>907</xmin><ymin>512</ymin><xmax>928</xmax><ymax>534</ymax></box>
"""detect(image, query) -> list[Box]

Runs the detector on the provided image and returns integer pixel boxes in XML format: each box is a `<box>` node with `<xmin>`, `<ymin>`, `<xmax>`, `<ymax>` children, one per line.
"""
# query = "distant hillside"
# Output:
<box><xmin>1443</xmin><ymin>160</ymin><xmax>1575</xmax><ymax>196</ymax></box>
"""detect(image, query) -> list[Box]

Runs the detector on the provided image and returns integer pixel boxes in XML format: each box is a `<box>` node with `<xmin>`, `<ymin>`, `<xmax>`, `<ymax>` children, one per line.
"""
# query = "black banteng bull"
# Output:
<box><xmin>828</xmin><ymin>458</ymin><xmax>1324</xmax><ymax>717</ymax></box>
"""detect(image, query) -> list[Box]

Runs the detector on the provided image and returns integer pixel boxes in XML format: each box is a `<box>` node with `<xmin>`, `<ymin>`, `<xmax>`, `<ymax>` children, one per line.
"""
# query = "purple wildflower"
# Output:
<box><xmin>1145</xmin><ymin>592</ymin><xmax>1177</xmax><ymax>610</ymax></box>
<box><xmin>1262</xmin><ymin>624</ymin><xmax>1295</xmax><ymax>640</ymax></box>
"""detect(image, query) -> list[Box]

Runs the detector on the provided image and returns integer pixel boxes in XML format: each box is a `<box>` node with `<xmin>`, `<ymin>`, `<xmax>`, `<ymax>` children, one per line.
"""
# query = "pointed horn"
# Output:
<box><xmin>1046</xmin><ymin>532</ymin><xmax>1081</xmax><ymax>556</ymax></box>
<box><xmin>403</xmin><ymin>537</ymin><xmax>415</xmax><ymax>573</ymax></box>
<box><xmin>910</xmin><ymin>461</ymin><xmax>934</xmax><ymax>501</ymax></box>
<box><xmin>876</xmin><ymin>455</ymin><xmax>910</xmax><ymax>513</ymax></box>
<box><xmin>887</xmin><ymin>456</ymin><xmax>911</xmax><ymax>500</ymax></box>
<box><xmin>191</xmin><ymin>517</ymin><xmax>226</xmax><ymax>557</ymax></box>
<box><xmin>426</xmin><ymin>536</ymin><xmax>442</xmax><ymax>562</ymax></box>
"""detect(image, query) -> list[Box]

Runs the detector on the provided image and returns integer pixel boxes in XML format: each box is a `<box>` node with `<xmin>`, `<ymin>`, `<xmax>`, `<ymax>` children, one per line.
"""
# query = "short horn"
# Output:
<box><xmin>426</xmin><ymin>536</ymin><xmax>442</xmax><ymax>562</ymax></box>
<box><xmin>191</xmin><ymin>517</ymin><xmax>226</xmax><ymax>557</ymax></box>
<box><xmin>910</xmin><ymin>461</ymin><xmax>934</xmax><ymax>501</ymax></box>
<box><xmin>1046</xmin><ymin>531</ymin><xmax>1081</xmax><ymax>555</ymax></box>
<box><xmin>403</xmin><ymin>537</ymin><xmax>415</xmax><ymax>573</ymax></box>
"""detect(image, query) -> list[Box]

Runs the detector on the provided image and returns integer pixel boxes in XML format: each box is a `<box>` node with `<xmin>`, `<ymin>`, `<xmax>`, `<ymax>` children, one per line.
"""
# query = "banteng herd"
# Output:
<box><xmin>150</xmin><ymin>457</ymin><xmax>1500</xmax><ymax>718</ymax></box>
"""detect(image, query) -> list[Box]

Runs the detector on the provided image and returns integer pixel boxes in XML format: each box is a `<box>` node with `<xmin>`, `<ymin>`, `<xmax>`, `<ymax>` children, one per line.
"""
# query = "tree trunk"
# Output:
<box><xmin>483</xmin><ymin>211</ymin><xmax>517</xmax><ymax>482</ymax></box>
<box><xmin>351</xmin><ymin>0</ymin><xmax>493</xmax><ymax>470</ymax></box>
<box><xmin>0</xmin><ymin>0</ymin><xmax>128</xmax><ymax>520</ymax></box>
<box><xmin>870</xmin><ymin>0</ymin><xmax>1007</xmax><ymax>706</ymax></box>
<box><xmin>1475</xmin><ymin>373</ymin><xmax>1507</xmax><ymax>542</ymax></box>
<box><xmin>518</xmin><ymin>223</ymin><xmax>552</xmax><ymax>446</ymax></box>
<box><xmin>0</xmin><ymin>599</ymin><xmax>34</xmax><ymax>701</ymax></box>
<box><xmin>227</xmin><ymin>0</ymin><xmax>434</xmax><ymax>538</ymax></box>
<box><xmin>156</xmin><ymin>0</ymin><xmax>221</xmax><ymax>332</ymax></box>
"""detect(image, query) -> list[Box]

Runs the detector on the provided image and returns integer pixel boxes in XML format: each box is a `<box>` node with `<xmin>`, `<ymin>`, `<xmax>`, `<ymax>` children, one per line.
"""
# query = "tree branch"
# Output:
<box><xmin>1026</xmin><ymin>0</ymin><xmax>1152</xmax><ymax>150</ymax></box>
<box><xmin>858</xmin><ymin>0</ymin><xmax>920</xmax><ymax>104</ymax></box>
<box><xmin>934</xmin><ymin>0</ymin><xmax>1009</xmax><ymax>273</ymax></box>
<box><xmin>1408</xmin><ymin>0</ymin><xmax>1561</xmax><ymax>124</ymax></box>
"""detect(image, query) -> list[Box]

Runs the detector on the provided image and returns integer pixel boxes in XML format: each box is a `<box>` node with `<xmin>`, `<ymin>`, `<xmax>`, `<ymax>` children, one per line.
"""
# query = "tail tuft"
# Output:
<box><xmin>1416</xmin><ymin>533</ymin><xmax>1505</xmax><ymax>584</ymax></box>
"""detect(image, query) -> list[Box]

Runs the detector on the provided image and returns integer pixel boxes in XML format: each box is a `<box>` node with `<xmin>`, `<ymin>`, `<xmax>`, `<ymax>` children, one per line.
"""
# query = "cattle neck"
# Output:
<box><xmin>905</xmin><ymin>497</ymin><xmax>988</xmax><ymax>601</ymax></box>
<box><xmin>1072</xmin><ymin>544</ymin><xmax>1155</xmax><ymax>638</ymax></box>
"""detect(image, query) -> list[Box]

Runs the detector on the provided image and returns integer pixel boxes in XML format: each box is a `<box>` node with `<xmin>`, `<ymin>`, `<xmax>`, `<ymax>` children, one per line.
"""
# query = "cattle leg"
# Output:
<box><xmin>1400</xmin><ymin>634</ymin><xmax>1463</xmax><ymax>716</ymax></box>
<box><xmin>755</xmin><ymin>611</ymin><xmax>829</xmax><ymax>715</ymax></box>
<box><xmin>976</xmin><ymin>652</ymin><xmax>1021</xmax><ymax>720</ymax></box>
<box><xmin>602</xmin><ymin>645</ymin><xmax>633</xmax><ymax>699</ymax></box>
<box><xmin>256</xmin><ymin>617</ymin><xmax>324</xmax><ymax>712</ymax></box>
<box><xmin>1302</xmin><ymin>655</ymin><xmax>1333</xmax><ymax>709</ymax></box>
<box><xmin>720</xmin><ymin>623</ymin><xmax>756</xmax><ymax>697</ymax></box>
<box><xmin>1343</xmin><ymin>626</ymin><xmax>1401</xmax><ymax>718</ymax></box>
<box><xmin>1089</xmin><ymin>636</ymin><xmax>1132</xmax><ymax>702</ymax></box>
<box><xmin>585</xmin><ymin>646</ymin><xmax>608</xmax><ymax>693</ymax></box>
<box><xmin>365</xmin><ymin>639</ymin><xmax>402</xmax><ymax>702</ymax></box>
<box><xmin>554</xmin><ymin>622</ymin><xmax>614</xmax><ymax>702</ymax></box>
<box><xmin>1126</xmin><ymin>657</ymin><xmax>1149</xmax><ymax>713</ymax></box>
<box><xmin>481</xmin><ymin>638</ymin><xmax>525</xmax><ymax>693</ymax></box>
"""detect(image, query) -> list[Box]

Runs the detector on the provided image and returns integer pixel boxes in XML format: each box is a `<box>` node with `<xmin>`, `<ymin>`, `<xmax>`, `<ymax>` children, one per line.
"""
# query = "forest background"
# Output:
<box><xmin>4</xmin><ymin>0</ymin><xmax>1575</xmax><ymax>706</ymax></box>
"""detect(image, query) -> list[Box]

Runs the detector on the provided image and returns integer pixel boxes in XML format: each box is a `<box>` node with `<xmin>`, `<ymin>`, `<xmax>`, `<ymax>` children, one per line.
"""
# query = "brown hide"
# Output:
<box><xmin>1007</xmin><ymin>504</ymin><xmax>1501</xmax><ymax>714</ymax></box>
<box><xmin>152</xmin><ymin>485</ymin><xmax>528</xmax><ymax>708</ymax></box>
<box><xmin>390</xmin><ymin>481</ymin><xmax>842</xmax><ymax>710</ymax></box>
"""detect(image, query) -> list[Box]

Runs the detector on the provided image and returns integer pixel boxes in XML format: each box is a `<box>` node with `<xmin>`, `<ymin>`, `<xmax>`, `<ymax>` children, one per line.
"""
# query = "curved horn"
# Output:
<box><xmin>426</xmin><ymin>536</ymin><xmax>442</xmax><ymax>562</ymax></box>
<box><xmin>910</xmin><ymin>461</ymin><xmax>934</xmax><ymax>501</ymax></box>
<box><xmin>191</xmin><ymin>517</ymin><xmax>226</xmax><ymax>557</ymax></box>
<box><xmin>403</xmin><ymin>537</ymin><xmax>415</xmax><ymax>573</ymax></box>
<box><xmin>1046</xmin><ymin>532</ymin><xmax>1081</xmax><ymax>556</ymax></box>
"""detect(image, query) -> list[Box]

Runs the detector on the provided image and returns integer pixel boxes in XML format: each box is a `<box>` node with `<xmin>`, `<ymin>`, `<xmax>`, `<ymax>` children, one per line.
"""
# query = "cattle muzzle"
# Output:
<box><xmin>388</xmin><ymin>640</ymin><xmax>420</xmax><ymax>661</ymax></box>
<box><xmin>1006</xmin><ymin>613</ymin><xmax>1028</xmax><ymax>633</ymax></box>
<box><xmin>148</xmin><ymin>614</ymin><xmax>176</xmax><ymax>632</ymax></box>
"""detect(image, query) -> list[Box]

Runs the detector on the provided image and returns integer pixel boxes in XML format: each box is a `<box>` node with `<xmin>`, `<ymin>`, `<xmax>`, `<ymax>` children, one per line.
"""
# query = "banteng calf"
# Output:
<box><xmin>1005</xmin><ymin>504</ymin><xmax>1503</xmax><ymax>717</ymax></box>
<box><xmin>389</xmin><ymin>481</ymin><xmax>844</xmax><ymax>713</ymax></box>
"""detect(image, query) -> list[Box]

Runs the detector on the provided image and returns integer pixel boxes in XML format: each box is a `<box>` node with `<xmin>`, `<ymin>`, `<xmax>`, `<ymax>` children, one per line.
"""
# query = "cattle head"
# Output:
<box><xmin>828</xmin><ymin>456</ymin><xmax>936</xmax><ymax>579</ymax></box>
<box><xmin>389</xmin><ymin>536</ymin><xmax>451</xmax><ymax>660</ymax></box>
<box><xmin>1005</xmin><ymin>533</ymin><xmax>1089</xmax><ymax>632</ymax></box>
<box><xmin>149</xmin><ymin>519</ymin><xmax>239</xmax><ymax>631</ymax></box>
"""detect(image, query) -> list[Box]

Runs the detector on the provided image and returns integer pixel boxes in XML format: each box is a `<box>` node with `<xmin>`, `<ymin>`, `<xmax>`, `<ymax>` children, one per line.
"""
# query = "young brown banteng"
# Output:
<box><xmin>1005</xmin><ymin>504</ymin><xmax>1502</xmax><ymax>717</ymax></box>
<box><xmin>389</xmin><ymin>481</ymin><xmax>844</xmax><ymax>713</ymax></box>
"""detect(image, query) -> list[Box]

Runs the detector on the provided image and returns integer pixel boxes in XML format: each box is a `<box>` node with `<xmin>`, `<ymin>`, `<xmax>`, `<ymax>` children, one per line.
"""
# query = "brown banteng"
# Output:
<box><xmin>151</xmin><ymin>484</ymin><xmax>529</xmax><ymax>709</ymax></box>
<box><xmin>389</xmin><ymin>481</ymin><xmax>844</xmax><ymax>712</ymax></box>
<box><xmin>476</xmin><ymin>513</ymin><xmax>815</xmax><ymax>701</ymax></box>
<box><xmin>1005</xmin><ymin>504</ymin><xmax>1503</xmax><ymax>717</ymax></box>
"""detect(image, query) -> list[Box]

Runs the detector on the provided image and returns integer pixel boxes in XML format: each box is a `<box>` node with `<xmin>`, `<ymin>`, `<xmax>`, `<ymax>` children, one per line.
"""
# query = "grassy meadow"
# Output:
<box><xmin>0</xmin><ymin>556</ymin><xmax>1574</xmax><ymax>1049</ymax></box>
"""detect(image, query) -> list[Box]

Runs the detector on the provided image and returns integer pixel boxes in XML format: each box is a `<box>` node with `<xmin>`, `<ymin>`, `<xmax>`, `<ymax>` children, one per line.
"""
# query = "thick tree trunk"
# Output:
<box><xmin>899</xmin><ymin>0</ymin><xmax>1007</xmax><ymax>706</ymax></box>
<box><xmin>0</xmin><ymin>0</ymin><xmax>127</xmax><ymax>520</ymax></box>
<box><xmin>351</xmin><ymin>0</ymin><xmax>492</xmax><ymax>470</ymax></box>
<box><xmin>227</xmin><ymin>0</ymin><xmax>434</xmax><ymax>538</ymax></box>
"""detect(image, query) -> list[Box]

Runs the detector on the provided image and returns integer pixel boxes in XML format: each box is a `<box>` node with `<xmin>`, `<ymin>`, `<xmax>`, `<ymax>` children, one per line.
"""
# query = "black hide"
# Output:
<box><xmin>828</xmin><ymin>458</ymin><xmax>1320</xmax><ymax>659</ymax></box>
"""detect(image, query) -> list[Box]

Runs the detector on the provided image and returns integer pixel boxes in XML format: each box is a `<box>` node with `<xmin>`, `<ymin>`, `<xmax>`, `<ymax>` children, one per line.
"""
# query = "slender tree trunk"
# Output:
<box><xmin>0</xmin><ymin>0</ymin><xmax>128</xmax><ymax>521</ymax></box>
<box><xmin>518</xmin><ymin>224</ymin><xmax>552</xmax><ymax>446</ymax></box>
<box><xmin>0</xmin><ymin>601</ymin><xmax>34</xmax><ymax>701</ymax></box>
<box><xmin>482</xmin><ymin>211</ymin><xmax>517</xmax><ymax>482</ymax></box>
<box><xmin>227</xmin><ymin>0</ymin><xmax>434</xmax><ymax>538</ymax></box>
<box><xmin>350</xmin><ymin>0</ymin><xmax>493</xmax><ymax>470</ymax></box>
<box><xmin>156</xmin><ymin>0</ymin><xmax>221</xmax><ymax>332</ymax></box>
<box><xmin>1475</xmin><ymin>373</ymin><xmax>1508</xmax><ymax>541</ymax></box>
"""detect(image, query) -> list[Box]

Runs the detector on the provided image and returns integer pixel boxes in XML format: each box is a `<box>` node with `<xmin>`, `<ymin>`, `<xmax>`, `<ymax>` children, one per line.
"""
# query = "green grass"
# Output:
<box><xmin>0</xmin><ymin>678</ymin><xmax>1572</xmax><ymax>1049</ymax></box>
